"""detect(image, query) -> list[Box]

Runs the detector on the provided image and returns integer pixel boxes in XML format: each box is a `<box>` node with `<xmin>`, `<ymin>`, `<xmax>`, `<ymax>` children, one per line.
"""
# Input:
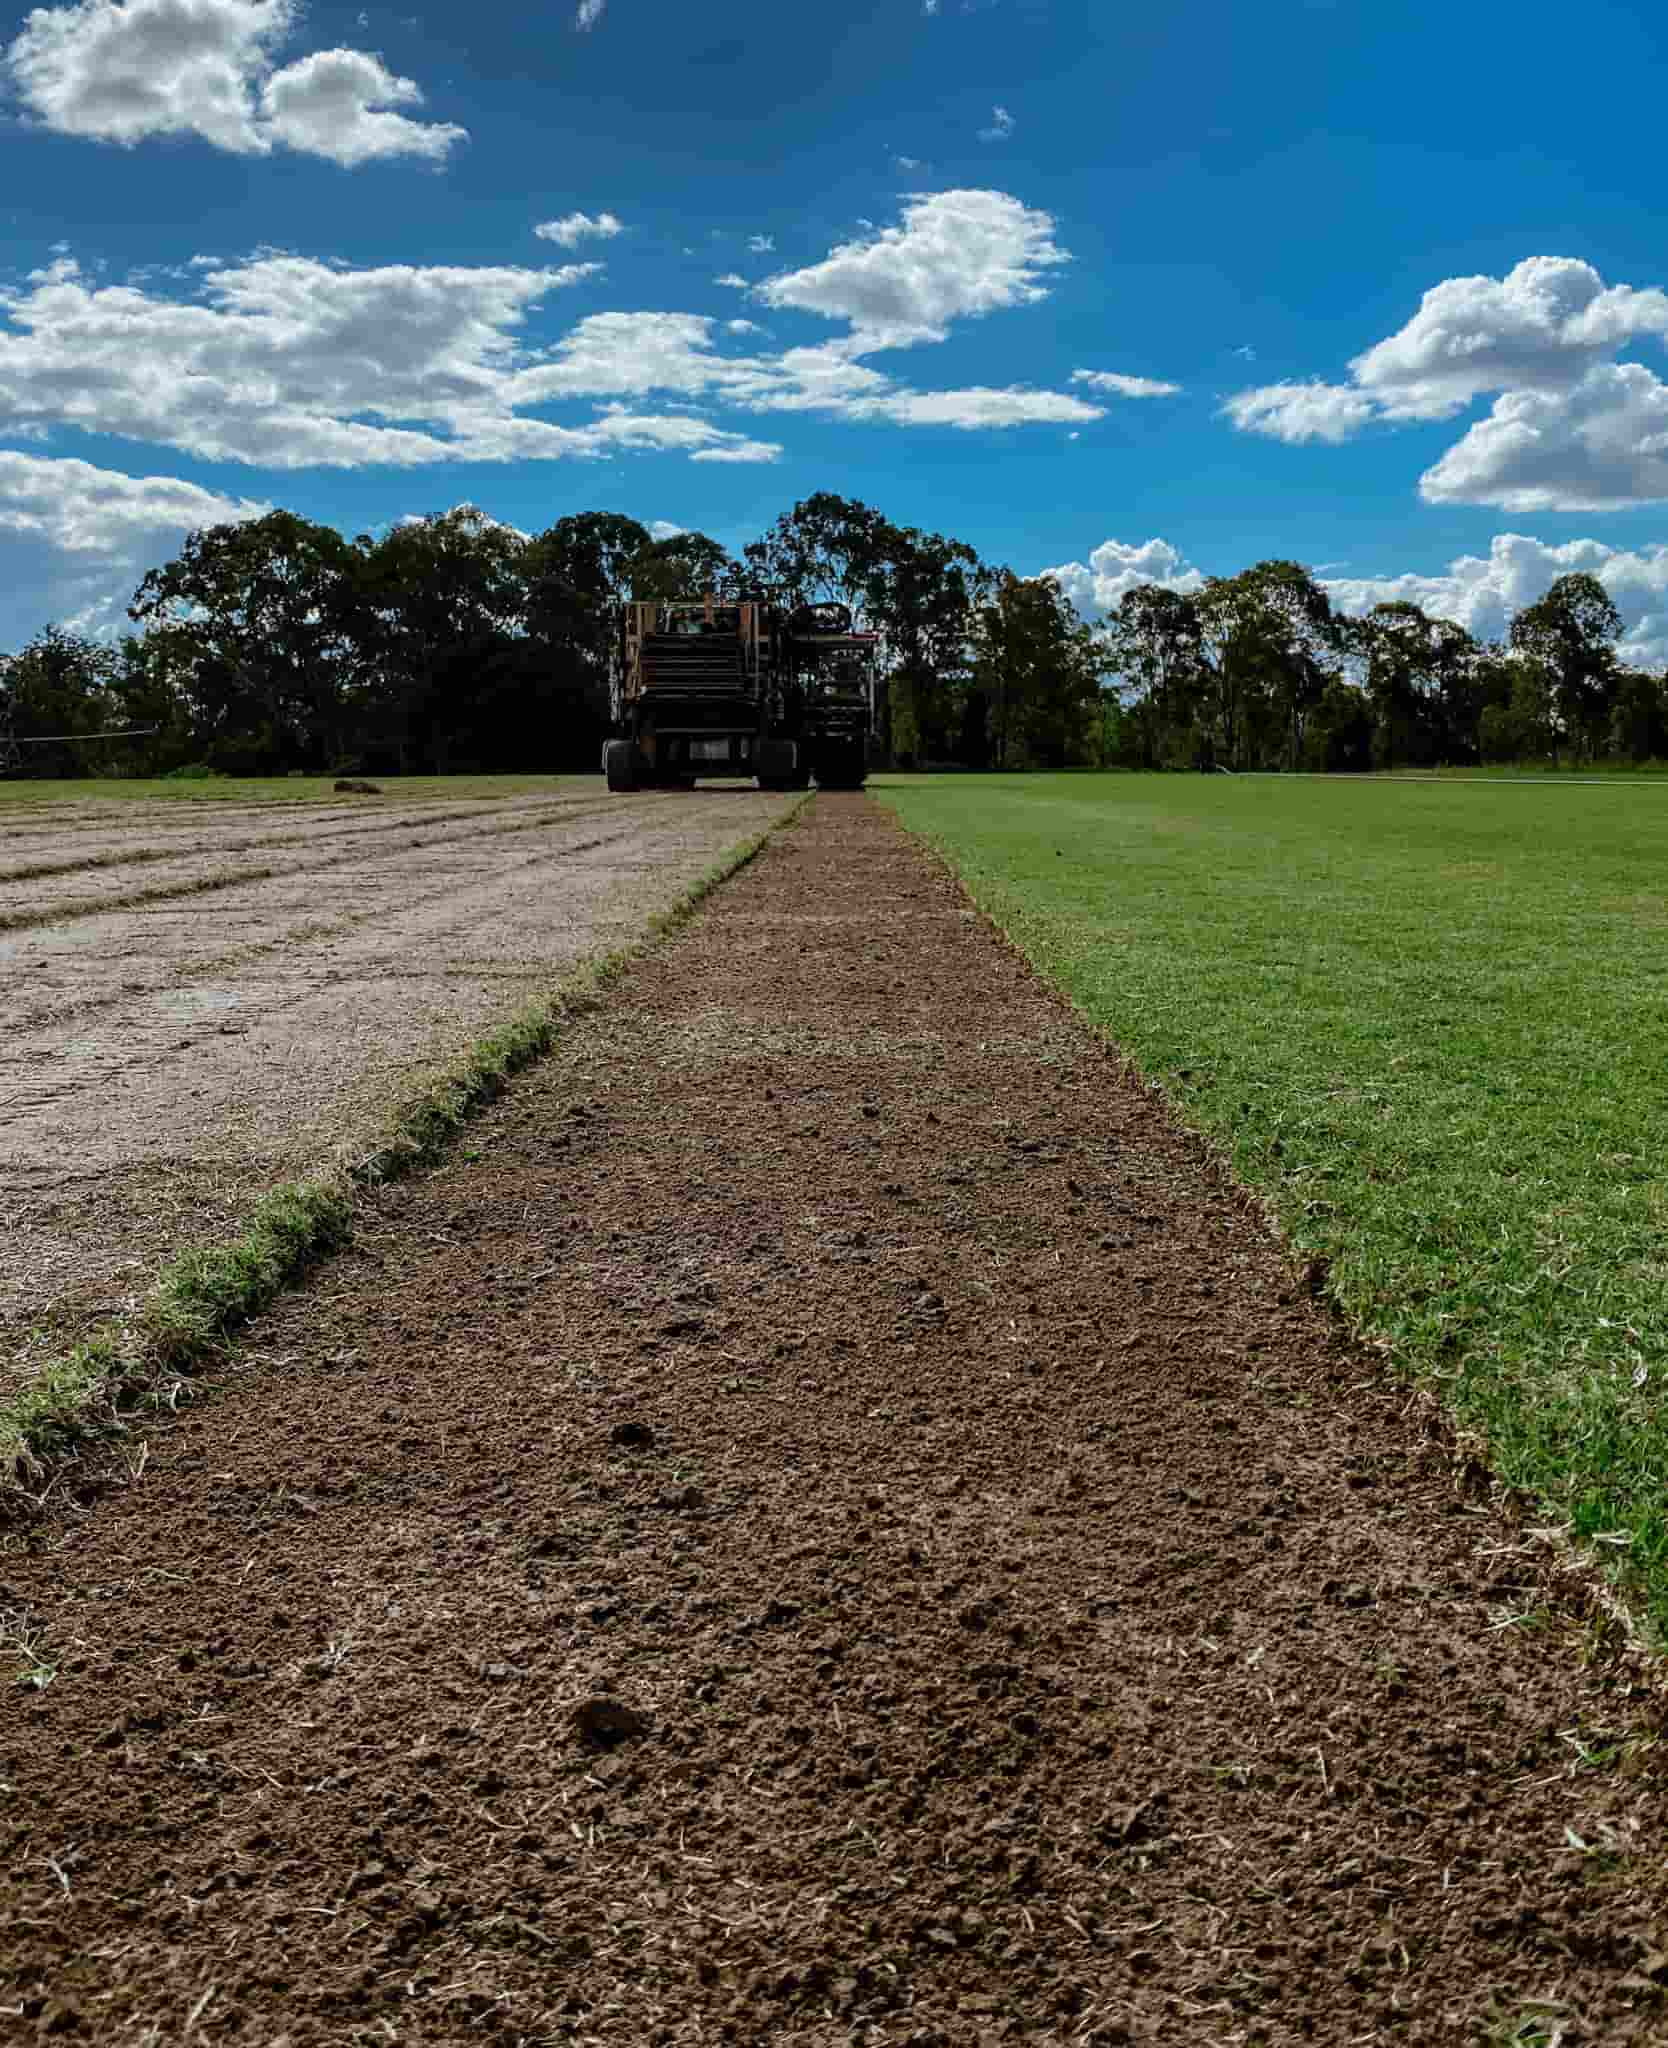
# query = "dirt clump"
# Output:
<box><xmin>2</xmin><ymin>796</ymin><xmax>1665</xmax><ymax>2044</ymax></box>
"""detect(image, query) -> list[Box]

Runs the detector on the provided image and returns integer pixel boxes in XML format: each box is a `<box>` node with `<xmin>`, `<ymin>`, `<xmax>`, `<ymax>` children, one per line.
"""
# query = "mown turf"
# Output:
<box><xmin>0</xmin><ymin>773</ymin><xmax>587</xmax><ymax>807</ymax></box>
<box><xmin>877</xmin><ymin>772</ymin><xmax>1668</xmax><ymax>1631</ymax></box>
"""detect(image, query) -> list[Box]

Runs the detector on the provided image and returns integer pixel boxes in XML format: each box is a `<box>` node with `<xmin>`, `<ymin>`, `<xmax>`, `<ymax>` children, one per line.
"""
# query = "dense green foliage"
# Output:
<box><xmin>882</xmin><ymin>772</ymin><xmax>1668</xmax><ymax>1627</ymax></box>
<box><xmin>7</xmin><ymin>494</ymin><xmax>1665</xmax><ymax>778</ymax></box>
<box><xmin>1106</xmin><ymin>564</ymin><xmax>1668</xmax><ymax>772</ymax></box>
<box><xmin>2</xmin><ymin>493</ymin><xmax>1111</xmax><ymax>779</ymax></box>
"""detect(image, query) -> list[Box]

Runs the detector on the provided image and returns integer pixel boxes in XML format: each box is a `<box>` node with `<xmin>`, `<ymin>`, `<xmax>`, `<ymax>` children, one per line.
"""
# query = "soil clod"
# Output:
<box><xmin>572</xmin><ymin>1696</ymin><xmax>650</xmax><ymax>1747</ymax></box>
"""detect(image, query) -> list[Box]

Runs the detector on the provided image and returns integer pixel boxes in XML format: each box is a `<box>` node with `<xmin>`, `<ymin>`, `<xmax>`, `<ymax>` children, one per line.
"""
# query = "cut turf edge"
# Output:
<box><xmin>0</xmin><ymin>799</ymin><xmax>805</xmax><ymax>1507</ymax></box>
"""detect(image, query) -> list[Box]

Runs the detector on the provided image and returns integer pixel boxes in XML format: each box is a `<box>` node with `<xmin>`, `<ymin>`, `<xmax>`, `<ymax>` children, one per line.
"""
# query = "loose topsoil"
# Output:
<box><xmin>3</xmin><ymin>797</ymin><xmax>1666</xmax><ymax>2045</ymax></box>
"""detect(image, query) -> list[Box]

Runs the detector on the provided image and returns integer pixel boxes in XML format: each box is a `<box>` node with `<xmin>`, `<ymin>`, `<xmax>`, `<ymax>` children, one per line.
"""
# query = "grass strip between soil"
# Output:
<box><xmin>877</xmin><ymin>771</ymin><xmax>1668</xmax><ymax>1638</ymax></box>
<box><xmin>0</xmin><ymin>800</ymin><xmax>803</xmax><ymax>1502</ymax></box>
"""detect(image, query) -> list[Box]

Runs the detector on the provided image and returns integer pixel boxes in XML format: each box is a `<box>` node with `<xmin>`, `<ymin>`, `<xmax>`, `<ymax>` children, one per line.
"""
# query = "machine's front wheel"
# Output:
<box><xmin>603</xmin><ymin>739</ymin><xmax>639</xmax><ymax>792</ymax></box>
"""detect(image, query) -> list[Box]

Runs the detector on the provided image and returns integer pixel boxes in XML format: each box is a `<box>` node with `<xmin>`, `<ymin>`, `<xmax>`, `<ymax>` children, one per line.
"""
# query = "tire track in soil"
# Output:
<box><xmin>4</xmin><ymin>797</ymin><xmax>1666</xmax><ymax>2045</ymax></box>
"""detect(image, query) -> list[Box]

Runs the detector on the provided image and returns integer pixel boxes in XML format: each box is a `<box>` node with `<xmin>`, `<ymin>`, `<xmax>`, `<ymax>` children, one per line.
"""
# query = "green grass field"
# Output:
<box><xmin>877</xmin><ymin>772</ymin><xmax>1668</xmax><ymax>1631</ymax></box>
<box><xmin>0</xmin><ymin>773</ymin><xmax>583</xmax><ymax>807</ymax></box>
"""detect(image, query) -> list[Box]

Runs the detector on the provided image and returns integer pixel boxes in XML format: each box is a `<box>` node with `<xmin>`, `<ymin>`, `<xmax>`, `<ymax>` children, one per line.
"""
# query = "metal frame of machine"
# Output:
<box><xmin>602</xmin><ymin>593</ymin><xmax>876</xmax><ymax>793</ymax></box>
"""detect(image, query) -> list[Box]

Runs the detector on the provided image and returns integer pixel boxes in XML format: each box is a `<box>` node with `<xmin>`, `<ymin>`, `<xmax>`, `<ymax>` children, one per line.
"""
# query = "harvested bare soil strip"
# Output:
<box><xmin>0</xmin><ymin>799</ymin><xmax>610</xmax><ymax>929</ymax></box>
<box><xmin>0</xmin><ymin>798</ymin><xmax>588</xmax><ymax>890</ymax></box>
<box><xmin>4</xmin><ymin>798</ymin><xmax>1666</xmax><ymax>2045</ymax></box>
<box><xmin>1</xmin><ymin>790</ymin><xmax>789</xmax><ymax>1387</ymax></box>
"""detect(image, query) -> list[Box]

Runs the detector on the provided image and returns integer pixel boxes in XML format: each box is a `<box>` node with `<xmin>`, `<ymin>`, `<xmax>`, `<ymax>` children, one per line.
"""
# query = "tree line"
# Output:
<box><xmin>3</xmin><ymin>493</ymin><xmax>1665</xmax><ymax>778</ymax></box>
<box><xmin>1103</xmin><ymin>559</ymin><xmax>1667</xmax><ymax>772</ymax></box>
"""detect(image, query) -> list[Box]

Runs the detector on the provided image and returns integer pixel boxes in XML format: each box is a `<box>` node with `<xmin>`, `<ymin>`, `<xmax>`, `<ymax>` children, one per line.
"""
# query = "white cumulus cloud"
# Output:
<box><xmin>513</xmin><ymin>307</ymin><xmax>1100</xmax><ymax>433</ymax></box>
<box><xmin>524</xmin><ymin>193</ymin><xmax>1097</xmax><ymax>432</ymax></box>
<box><xmin>757</xmin><ymin>187</ymin><xmax>1069</xmax><ymax>349</ymax></box>
<box><xmin>574</xmin><ymin>0</ymin><xmax>604</xmax><ymax>27</ymax></box>
<box><xmin>1322</xmin><ymin>531</ymin><xmax>1668</xmax><ymax>666</ymax></box>
<box><xmin>1072</xmin><ymin>368</ymin><xmax>1181</xmax><ymax>399</ymax></box>
<box><xmin>4</xmin><ymin>0</ymin><xmax>465</xmax><ymax>162</ymax></box>
<box><xmin>978</xmin><ymin>104</ymin><xmax>1014</xmax><ymax>142</ymax></box>
<box><xmin>0</xmin><ymin>254</ymin><xmax>776</xmax><ymax>469</ymax></box>
<box><xmin>1038</xmin><ymin>527</ymin><xmax>1668</xmax><ymax>673</ymax></box>
<box><xmin>1418</xmin><ymin>363</ymin><xmax>1668</xmax><ymax>512</ymax></box>
<box><xmin>0</xmin><ymin>450</ymin><xmax>268</xmax><ymax>644</ymax></box>
<box><xmin>0</xmin><ymin>191</ymin><xmax>1101</xmax><ymax>512</ymax></box>
<box><xmin>873</xmin><ymin>385</ymin><xmax>1098</xmax><ymax>429</ymax></box>
<box><xmin>747</xmin><ymin>234</ymin><xmax>775</xmax><ymax>255</ymax></box>
<box><xmin>1220</xmin><ymin>379</ymin><xmax>1379</xmax><ymax>444</ymax></box>
<box><xmin>1224</xmin><ymin>256</ymin><xmax>1668</xmax><ymax>509</ymax></box>
<box><xmin>259</xmin><ymin>47</ymin><xmax>465</xmax><ymax>165</ymax></box>
<box><xmin>535</xmin><ymin>211</ymin><xmax>624</xmax><ymax>248</ymax></box>
<box><xmin>1351</xmin><ymin>256</ymin><xmax>1668</xmax><ymax>421</ymax></box>
<box><xmin>1038</xmin><ymin>538</ymin><xmax>1205</xmax><ymax>617</ymax></box>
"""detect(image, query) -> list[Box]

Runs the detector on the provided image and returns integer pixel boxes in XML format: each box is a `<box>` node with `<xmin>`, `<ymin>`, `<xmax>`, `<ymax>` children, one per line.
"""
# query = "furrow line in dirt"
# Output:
<box><xmin>0</xmin><ymin>800</ymin><xmax>623</xmax><ymax>936</ymax></box>
<box><xmin>2</xmin><ymin>795</ymin><xmax>1664</xmax><ymax>2045</ymax></box>
<box><xmin>0</xmin><ymin>791</ymin><xmax>597</xmax><ymax>849</ymax></box>
<box><xmin>0</xmin><ymin>795</ymin><xmax>596</xmax><ymax>890</ymax></box>
<box><xmin>0</xmin><ymin>823</ymin><xmax>647</xmax><ymax>1058</ymax></box>
<box><xmin>0</xmin><ymin>814</ymin><xmax>653</xmax><ymax>1043</ymax></box>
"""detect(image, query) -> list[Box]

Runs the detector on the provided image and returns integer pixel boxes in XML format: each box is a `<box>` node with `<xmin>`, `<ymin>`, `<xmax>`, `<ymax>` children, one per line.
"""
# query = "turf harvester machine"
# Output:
<box><xmin>602</xmin><ymin>594</ymin><xmax>877</xmax><ymax>793</ymax></box>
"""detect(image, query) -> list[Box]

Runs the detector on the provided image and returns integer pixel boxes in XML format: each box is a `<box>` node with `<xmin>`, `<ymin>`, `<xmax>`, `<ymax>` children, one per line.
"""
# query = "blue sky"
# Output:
<box><xmin>6</xmin><ymin>0</ymin><xmax>1668</xmax><ymax>656</ymax></box>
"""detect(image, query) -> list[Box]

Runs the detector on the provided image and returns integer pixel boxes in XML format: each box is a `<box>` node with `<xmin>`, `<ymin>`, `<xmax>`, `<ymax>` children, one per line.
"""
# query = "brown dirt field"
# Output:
<box><xmin>3</xmin><ymin>797</ymin><xmax>1666</xmax><ymax>2045</ymax></box>
<box><xmin>1</xmin><ymin>786</ymin><xmax>792</xmax><ymax>1390</ymax></box>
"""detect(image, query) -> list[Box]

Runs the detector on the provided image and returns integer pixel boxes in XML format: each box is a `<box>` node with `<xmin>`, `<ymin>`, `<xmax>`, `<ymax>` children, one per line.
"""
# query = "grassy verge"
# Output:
<box><xmin>0</xmin><ymin>801</ymin><xmax>800</xmax><ymax>1500</ymax></box>
<box><xmin>875</xmin><ymin>772</ymin><xmax>1668</xmax><ymax>1633</ymax></box>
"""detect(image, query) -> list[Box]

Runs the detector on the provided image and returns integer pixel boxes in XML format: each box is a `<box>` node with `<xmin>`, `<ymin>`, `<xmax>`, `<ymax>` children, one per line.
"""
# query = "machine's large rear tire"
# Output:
<box><xmin>755</xmin><ymin>738</ymin><xmax>796</xmax><ymax>792</ymax></box>
<box><xmin>813</xmin><ymin>754</ymin><xmax>867</xmax><ymax>791</ymax></box>
<box><xmin>603</xmin><ymin>739</ymin><xmax>638</xmax><ymax>792</ymax></box>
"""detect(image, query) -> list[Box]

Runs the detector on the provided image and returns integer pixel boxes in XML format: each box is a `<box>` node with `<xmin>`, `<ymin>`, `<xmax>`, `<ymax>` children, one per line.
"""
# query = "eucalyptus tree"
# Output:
<box><xmin>355</xmin><ymin>506</ymin><xmax>531</xmax><ymax>770</ymax></box>
<box><xmin>130</xmin><ymin>511</ymin><xmax>362</xmax><ymax>771</ymax></box>
<box><xmin>742</xmin><ymin>493</ymin><xmax>893</xmax><ymax>616</ymax></box>
<box><xmin>1508</xmin><ymin>572</ymin><xmax>1623</xmax><ymax>763</ymax></box>
<box><xmin>1609</xmin><ymin>667</ymin><xmax>1668</xmax><ymax>762</ymax></box>
<box><xmin>630</xmin><ymin>530</ymin><xmax>738</xmax><ymax>599</ymax></box>
<box><xmin>1103</xmin><ymin>583</ymin><xmax>1204</xmax><ymax>767</ymax></box>
<box><xmin>0</xmin><ymin>627</ymin><xmax>121</xmax><ymax>777</ymax></box>
<box><xmin>1191</xmin><ymin>561</ymin><xmax>1340</xmax><ymax>771</ymax></box>
<box><xmin>974</xmin><ymin>572</ymin><xmax>1110</xmax><ymax>769</ymax></box>
<box><xmin>1352</xmin><ymin>600</ymin><xmax>1479</xmax><ymax>767</ymax></box>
